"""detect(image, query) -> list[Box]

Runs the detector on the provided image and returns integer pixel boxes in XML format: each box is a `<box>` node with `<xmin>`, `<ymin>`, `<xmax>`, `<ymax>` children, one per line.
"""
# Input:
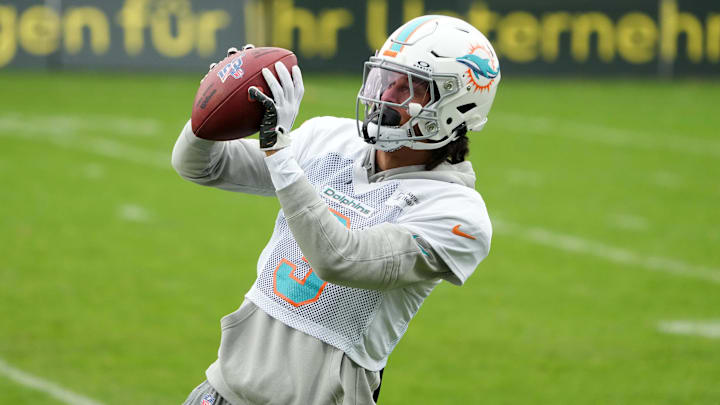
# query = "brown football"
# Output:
<box><xmin>191</xmin><ymin>47</ymin><xmax>297</xmax><ymax>141</ymax></box>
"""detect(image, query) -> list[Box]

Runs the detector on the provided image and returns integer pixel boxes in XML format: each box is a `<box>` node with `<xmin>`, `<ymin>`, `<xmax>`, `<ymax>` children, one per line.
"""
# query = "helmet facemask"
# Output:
<box><xmin>356</xmin><ymin>58</ymin><xmax>458</xmax><ymax>152</ymax></box>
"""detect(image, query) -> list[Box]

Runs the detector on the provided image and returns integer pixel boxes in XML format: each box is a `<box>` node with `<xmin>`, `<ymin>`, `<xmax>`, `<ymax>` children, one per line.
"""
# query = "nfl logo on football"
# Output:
<box><xmin>217</xmin><ymin>58</ymin><xmax>244</xmax><ymax>83</ymax></box>
<box><xmin>201</xmin><ymin>393</ymin><xmax>215</xmax><ymax>405</ymax></box>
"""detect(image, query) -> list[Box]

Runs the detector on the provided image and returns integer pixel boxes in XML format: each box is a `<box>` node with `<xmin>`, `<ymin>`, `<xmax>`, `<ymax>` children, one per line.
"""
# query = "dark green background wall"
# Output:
<box><xmin>1</xmin><ymin>0</ymin><xmax>718</xmax><ymax>75</ymax></box>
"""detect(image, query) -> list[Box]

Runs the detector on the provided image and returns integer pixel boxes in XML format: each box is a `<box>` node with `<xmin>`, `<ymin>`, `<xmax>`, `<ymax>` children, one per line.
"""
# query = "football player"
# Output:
<box><xmin>174</xmin><ymin>15</ymin><xmax>500</xmax><ymax>405</ymax></box>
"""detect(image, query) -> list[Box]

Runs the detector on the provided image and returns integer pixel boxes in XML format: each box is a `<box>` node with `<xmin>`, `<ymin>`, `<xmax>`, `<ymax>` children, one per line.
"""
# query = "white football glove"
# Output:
<box><xmin>248</xmin><ymin>62</ymin><xmax>304</xmax><ymax>151</ymax></box>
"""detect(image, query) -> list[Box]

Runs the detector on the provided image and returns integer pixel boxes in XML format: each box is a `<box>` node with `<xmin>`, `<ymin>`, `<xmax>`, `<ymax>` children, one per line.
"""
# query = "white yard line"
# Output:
<box><xmin>494</xmin><ymin>219</ymin><xmax>720</xmax><ymax>285</ymax></box>
<box><xmin>650</xmin><ymin>170</ymin><xmax>684</xmax><ymax>189</ymax></box>
<box><xmin>118</xmin><ymin>203</ymin><xmax>152</xmax><ymax>222</ymax></box>
<box><xmin>0</xmin><ymin>112</ymin><xmax>161</xmax><ymax>136</ymax></box>
<box><xmin>0</xmin><ymin>112</ymin><xmax>169</xmax><ymax>168</ymax></box>
<box><xmin>82</xmin><ymin>136</ymin><xmax>169</xmax><ymax>169</ymax></box>
<box><xmin>493</xmin><ymin>112</ymin><xmax>720</xmax><ymax>158</ymax></box>
<box><xmin>1</xmin><ymin>130</ymin><xmax>169</xmax><ymax>169</ymax></box>
<box><xmin>0</xmin><ymin>357</ymin><xmax>105</xmax><ymax>405</ymax></box>
<box><xmin>658</xmin><ymin>320</ymin><xmax>720</xmax><ymax>339</ymax></box>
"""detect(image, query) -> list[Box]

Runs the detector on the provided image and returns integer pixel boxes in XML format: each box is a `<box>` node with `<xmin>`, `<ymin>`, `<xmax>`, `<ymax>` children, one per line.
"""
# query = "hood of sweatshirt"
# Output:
<box><xmin>363</xmin><ymin>147</ymin><xmax>476</xmax><ymax>188</ymax></box>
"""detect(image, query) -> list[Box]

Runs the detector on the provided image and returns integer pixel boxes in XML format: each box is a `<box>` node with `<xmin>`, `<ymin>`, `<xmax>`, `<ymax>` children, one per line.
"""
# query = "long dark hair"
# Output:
<box><xmin>425</xmin><ymin>125</ymin><xmax>469</xmax><ymax>170</ymax></box>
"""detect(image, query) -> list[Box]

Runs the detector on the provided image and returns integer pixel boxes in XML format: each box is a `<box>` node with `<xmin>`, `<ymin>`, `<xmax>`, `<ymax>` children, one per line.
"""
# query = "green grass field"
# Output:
<box><xmin>1</xmin><ymin>70</ymin><xmax>719</xmax><ymax>404</ymax></box>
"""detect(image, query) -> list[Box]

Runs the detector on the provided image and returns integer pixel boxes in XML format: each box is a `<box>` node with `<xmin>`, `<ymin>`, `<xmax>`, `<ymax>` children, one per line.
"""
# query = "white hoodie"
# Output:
<box><xmin>172</xmin><ymin>116</ymin><xmax>492</xmax><ymax>405</ymax></box>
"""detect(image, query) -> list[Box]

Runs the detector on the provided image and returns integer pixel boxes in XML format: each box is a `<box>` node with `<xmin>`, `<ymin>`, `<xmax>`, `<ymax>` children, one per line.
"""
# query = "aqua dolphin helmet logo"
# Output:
<box><xmin>456</xmin><ymin>54</ymin><xmax>499</xmax><ymax>80</ymax></box>
<box><xmin>457</xmin><ymin>44</ymin><xmax>499</xmax><ymax>92</ymax></box>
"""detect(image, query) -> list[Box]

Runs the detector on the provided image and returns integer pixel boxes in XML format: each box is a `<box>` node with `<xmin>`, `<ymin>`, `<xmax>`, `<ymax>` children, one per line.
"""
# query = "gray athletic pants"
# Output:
<box><xmin>183</xmin><ymin>376</ymin><xmax>383</xmax><ymax>405</ymax></box>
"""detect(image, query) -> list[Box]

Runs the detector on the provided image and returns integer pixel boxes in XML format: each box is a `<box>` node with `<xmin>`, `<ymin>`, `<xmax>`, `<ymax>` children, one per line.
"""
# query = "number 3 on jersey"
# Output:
<box><xmin>273</xmin><ymin>208</ymin><xmax>350</xmax><ymax>307</ymax></box>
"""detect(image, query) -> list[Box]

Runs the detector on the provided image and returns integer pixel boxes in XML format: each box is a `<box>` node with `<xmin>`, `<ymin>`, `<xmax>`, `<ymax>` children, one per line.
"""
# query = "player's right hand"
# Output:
<box><xmin>200</xmin><ymin>45</ymin><xmax>255</xmax><ymax>84</ymax></box>
<box><xmin>248</xmin><ymin>62</ymin><xmax>304</xmax><ymax>151</ymax></box>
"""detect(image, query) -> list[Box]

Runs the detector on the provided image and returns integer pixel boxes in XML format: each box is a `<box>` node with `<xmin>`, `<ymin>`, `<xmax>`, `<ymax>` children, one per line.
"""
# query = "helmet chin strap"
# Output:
<box><xmin>361</xmin><ymin>107</ymin><xmax>404</xmax><ymax>144</ymax></box>
<box><xmin>361</xmin><ymin>103</ymin><xmax>440</xmax><ymax>152</ymax></box>
<box><xmin>363</xmin><ymin>122</ymin><xmax>408</xmax><ymax>152</ymax></box>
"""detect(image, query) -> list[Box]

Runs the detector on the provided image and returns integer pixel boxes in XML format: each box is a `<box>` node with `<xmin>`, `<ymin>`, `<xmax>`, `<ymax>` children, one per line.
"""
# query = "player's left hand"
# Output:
<box><xmin>248</xmin><ymin>62</ymin><xmax>304</xmax><ymax>151</ymax></box>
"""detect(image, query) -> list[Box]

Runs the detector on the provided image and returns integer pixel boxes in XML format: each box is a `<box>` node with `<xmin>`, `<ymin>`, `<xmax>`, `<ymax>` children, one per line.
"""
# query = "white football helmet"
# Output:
<box><xmin>357</xmin><ymin>15</ymin><xmax>501</xmax><ymax>151</ymax></box>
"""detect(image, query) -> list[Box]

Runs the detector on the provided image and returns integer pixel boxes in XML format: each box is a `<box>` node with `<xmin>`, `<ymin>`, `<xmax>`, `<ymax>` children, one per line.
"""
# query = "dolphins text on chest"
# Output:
<box><xmin>321</xmin><ymin>186</ymin><xmax>375</xmax><ymax>217</ymax></box>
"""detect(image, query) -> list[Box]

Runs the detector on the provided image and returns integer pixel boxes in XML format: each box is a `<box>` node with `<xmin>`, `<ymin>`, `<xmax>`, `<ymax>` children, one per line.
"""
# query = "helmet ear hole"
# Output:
<box><xmin>457</xmin><ymin>103</ymin><xmax>476</xmax><ymax>114</ymax></box>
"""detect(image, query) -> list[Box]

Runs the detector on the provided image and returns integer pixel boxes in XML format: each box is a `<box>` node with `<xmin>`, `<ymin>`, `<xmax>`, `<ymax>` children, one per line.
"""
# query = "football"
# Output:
<box><xmin>191</xmin><ymin>47</ymin><xmax>297</xmax><ymax>141</ymax></box>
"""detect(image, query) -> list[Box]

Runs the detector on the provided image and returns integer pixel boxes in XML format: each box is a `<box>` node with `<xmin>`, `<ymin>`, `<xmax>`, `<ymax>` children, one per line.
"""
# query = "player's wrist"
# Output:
<box><xmin>264</xmin><ymin>148</ymin><xmax>303</xmax><ymax>190</ymax></box>
<box><xmin>259</xmin><ymin>130</ymin><xmax>291</xmax><ymax>151</ymax></box>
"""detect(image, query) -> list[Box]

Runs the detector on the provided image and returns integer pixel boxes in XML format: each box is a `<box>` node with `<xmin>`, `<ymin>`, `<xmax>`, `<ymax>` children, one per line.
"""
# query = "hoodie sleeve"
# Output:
<box><xmin>265</xmin><ymin>149</ymin><xmax>456</xmax><ymax>290</ymax></box>
<box><xmin>396</xmin><ymin>190</ymin><xmax>492</xmax><ymax>285</ymax></box>
<box><xmin>171</xmin><ymin>119</ymin><xmax>275</xmax><ymax>195</ymax></box>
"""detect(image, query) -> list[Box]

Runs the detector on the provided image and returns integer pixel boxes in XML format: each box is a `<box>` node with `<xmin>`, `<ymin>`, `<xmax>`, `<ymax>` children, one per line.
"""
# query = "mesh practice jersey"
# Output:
<box><xmin>245</xmin><ymin>116</ymin><xmax>492</xmax><ymax>371</ymax></box>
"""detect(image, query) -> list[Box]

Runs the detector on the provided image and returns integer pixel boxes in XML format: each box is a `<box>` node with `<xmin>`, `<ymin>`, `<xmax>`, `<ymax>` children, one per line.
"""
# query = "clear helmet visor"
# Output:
<box><xmin>360</xmin><ymin>66</ymin><xmax>432</xmax><ymax>111</ymax></box>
